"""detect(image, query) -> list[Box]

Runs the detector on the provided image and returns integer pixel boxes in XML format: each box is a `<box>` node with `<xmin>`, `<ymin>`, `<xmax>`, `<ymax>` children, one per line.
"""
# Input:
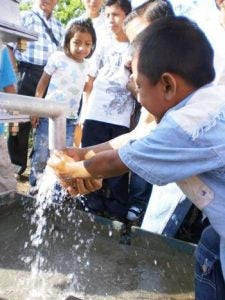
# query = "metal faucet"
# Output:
<box><xmin>0</xmin><ymin>92</ymin><xmax>67</xmax><ymax>150</ymax></box>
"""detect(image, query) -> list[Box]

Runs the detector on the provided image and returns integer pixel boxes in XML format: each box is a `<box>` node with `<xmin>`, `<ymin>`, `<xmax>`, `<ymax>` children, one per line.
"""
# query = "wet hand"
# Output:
<box><xmin>48</xmin><ymin>150</ymin><xmax>75</xmax><ymax>177</ymax></box>
<box><xmin>67</xmin><ymin>178</ymin><xmax>103</xmax><ymax>196</ymax></box>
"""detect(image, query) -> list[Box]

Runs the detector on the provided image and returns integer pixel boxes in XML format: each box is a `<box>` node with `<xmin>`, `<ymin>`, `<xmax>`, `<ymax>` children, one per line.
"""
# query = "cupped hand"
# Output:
<box><xmin>67</xmin><ymin>178</ymin><xmax>103</xmax><ymax>196</ymax></box>
<box><xmin>47</xmin><ymin>150</ymin><xmax>75</xmax><ymax>177</ymax></box>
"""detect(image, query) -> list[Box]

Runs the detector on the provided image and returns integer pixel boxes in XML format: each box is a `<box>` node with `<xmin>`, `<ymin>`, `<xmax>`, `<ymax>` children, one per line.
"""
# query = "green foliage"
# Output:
<box><xmin>19</xmin><ymin>0</ymin><xmax>85</xmax><ymax>25</ymax></box>
<box><xmin>19</xmin><ymin>2</ymin><xmax>32</xmax><ymax>11</ymax></box>
<box><xmin>55</xmin><ymin>0</ymin><xmax>85</xmax><ymax>25</ymax></box>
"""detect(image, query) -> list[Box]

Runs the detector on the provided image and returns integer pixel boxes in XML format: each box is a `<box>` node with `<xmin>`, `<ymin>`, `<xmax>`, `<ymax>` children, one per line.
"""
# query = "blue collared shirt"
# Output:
<box><xmin>14</xmin><ymin>8</ymin><xmax>64</xmax><ymax>66</ymax></box>
<box><xmin>119</xmin><ymin>84</ymin><xmax>225</xmax><ymax>278</ymax></box>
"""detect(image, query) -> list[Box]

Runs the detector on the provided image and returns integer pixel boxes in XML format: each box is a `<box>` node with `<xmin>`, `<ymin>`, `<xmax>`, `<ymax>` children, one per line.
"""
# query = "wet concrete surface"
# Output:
<box><xmin>0</xmin><ymin>194</ymin><xmax>195</xmax><ymax>300</ymax></box>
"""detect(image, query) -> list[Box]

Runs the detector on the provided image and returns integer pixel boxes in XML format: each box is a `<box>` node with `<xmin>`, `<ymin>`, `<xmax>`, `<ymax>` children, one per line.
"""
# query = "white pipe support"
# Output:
<box><xmin>0</xmin><ymin>92</ymin><xmax>68</xmax><ymax>150</ymax></box>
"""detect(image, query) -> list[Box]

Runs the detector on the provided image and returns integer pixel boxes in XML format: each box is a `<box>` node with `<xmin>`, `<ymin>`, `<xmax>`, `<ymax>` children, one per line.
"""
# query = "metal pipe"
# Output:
<box><xmin>0</xmin><ymin>92</ymin><xmax>67</xmax><ymax>150</ymax></box>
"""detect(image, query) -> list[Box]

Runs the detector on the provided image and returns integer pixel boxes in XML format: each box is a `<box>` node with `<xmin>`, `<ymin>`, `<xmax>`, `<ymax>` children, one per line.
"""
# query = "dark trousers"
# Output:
<box><xmin>8</xmin><ymin>62</ymin><xmax>44</xmax><ymax>172</ymax></box>
<box><xmin>129</xmin><ymin>172</ymin><xmax>152</xmax><ymax>210</ymax></box>
<box><xmin>82</xmin><ymin>119</ymin><xmax>130</xmax><ymax>218</ymax></box>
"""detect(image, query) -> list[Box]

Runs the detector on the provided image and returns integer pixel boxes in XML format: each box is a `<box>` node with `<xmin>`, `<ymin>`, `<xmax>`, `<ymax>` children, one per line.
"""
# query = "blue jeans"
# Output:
<box><xmin>195</xmin><ymin>226</ymin><xmax>225</xmax><ymax>300</ymax></box>
<box><xmin>29</xmin><ymin>117</ymin><xmax>75</xmax><ymax>187</ymax></box>
<box><xmin>162</xmin><ymin>197</ymin><xmax>192</xmax><ymax>237</ymax></box>
<box><xmin>129</xmin><ymin>171</ymin><xmax>152</xmax><ymax>210</ymax></box>
<box><xmin>82</xmin><ymin>119</ymin><xmax>130</xmax><ymax>218</ymax></box>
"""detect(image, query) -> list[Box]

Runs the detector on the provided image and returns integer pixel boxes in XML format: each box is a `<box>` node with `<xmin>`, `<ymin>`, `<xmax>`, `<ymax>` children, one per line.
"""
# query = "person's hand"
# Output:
<box><xmin>31</xmin><ymin>116</ymin><xmax>39</xmax><ymax>128</ymax></box>
<box><xmin>48</xmin><ymin>150</ymin><xmax>77</xmax><ymax>177</ymax></box>
<box><xmin>58</xmin><ymin>148</ymin><xmax>82</xmax><ymax>161</ymax></box>
<box><xmin>124</xmin><ymin>55</ymin><xmax>132</xmax><ymax>72</ymax></box>
<box><xmin>66</xmin><ymin>178</ymin><xmax>103</xmax><ymax>196</ymax></box>
<box><xmin>126</xmin><ymin>75</ymin><xmax>137</xmax><ymax>98</ymax></box>
<box><xmin>48</xmin><ymin>150</ymin><xmax>102</xmax><ymax>196</ymax></box>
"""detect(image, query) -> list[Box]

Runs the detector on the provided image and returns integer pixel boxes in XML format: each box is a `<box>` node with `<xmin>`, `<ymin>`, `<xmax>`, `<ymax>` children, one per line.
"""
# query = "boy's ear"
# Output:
<box><xmin>160</xmin><ymin>73</ymin><xmax>177</xmax><ymax>101</ymax></box>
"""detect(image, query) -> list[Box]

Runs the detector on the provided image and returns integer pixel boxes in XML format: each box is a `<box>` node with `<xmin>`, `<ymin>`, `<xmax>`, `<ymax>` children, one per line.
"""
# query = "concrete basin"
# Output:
<box><xmin>0</xmin><ymin>193</ymin><xmax>195</xmax><ymax>300</ymax></box>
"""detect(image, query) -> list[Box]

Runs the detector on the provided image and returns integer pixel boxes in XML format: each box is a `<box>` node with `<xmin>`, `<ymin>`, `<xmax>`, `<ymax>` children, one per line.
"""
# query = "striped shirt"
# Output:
<box><xmin>14</xmin><ymin>8</ymin><xmax>64</xmax><ymax>66</ymax></box>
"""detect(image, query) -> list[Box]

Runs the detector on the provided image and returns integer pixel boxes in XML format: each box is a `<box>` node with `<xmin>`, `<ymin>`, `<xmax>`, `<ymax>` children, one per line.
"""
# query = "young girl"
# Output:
<box><xmin>29</xmin><ymin>18</ymin><xmax>96</xmax><ymax>192</ymax></box>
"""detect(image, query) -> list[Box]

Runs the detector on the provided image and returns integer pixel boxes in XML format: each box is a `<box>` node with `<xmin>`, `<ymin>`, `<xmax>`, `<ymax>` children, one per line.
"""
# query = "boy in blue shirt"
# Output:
<box><xmin>0</xmin><ymin>46</ymin><xmax>17</xmax><ymax>194</ymax></box>
<box><xmin>49</xmin><ymin>16</ymin><xmax>225</xmax><ymax>298</ymax></box>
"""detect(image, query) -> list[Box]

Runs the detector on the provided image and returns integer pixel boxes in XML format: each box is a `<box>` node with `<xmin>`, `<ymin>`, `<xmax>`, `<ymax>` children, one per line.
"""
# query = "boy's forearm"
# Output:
<box><xmin>76</xmin><ymin>122</ymin><xmax>154</xmax><ymax>161</ymax></box>
<box><xmin>75</xmin><ymin>136</ymin><xmax>130</xmax><ymax>162</ymax></box>
<box><xmin>70</xmin><ymin>149</ymin><xmax>129</xmax><ymax>179</ymax></box>
<box><xmin>76</xmin><ymin>142</ymin><xmax>114</xmax><ymax>160</ymax></box>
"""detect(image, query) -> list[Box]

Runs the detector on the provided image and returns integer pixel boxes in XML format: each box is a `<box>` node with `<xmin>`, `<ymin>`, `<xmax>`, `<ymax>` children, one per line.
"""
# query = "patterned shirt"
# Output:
<box><xmin>14</xmin><ymin>8</ymin><xmax>64</xmax><ymax>66</ymax></box>
<box><xmin>44</xmin><ymin>51</ymin><xmax>90</xmax><ymax>119</ymax></box>
<box><xmin>85</xmin><ymin>39</ymin><xmax>134</xmax><ymax>128</ymax></box>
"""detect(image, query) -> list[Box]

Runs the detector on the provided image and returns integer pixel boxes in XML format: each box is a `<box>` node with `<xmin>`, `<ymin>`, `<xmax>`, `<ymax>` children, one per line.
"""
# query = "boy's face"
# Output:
<box><xmin>132</xmin><ymin>51</ymin><xmax>195</xmax><ymax>122</ymax></box>
<box><xmin>105</xmin><ymin>4</ymin><xmax>127</xmax><ymax>35</ymax></box>
<box><xmin>216</xmin><ymin>0</ymin><xmax>225</xmax><ymax>7</ymax></box>
<box><xmin>38</xmin><ymin>0</ymin><xmax>58</xmax><ymax>15</ymax></box>
<box><xmin>216</xmin><ymin>0</ymin><xmax>225</xmax><ymax>28</ymax></box>
<box><xmin>82</xmin><ymin>0</ymin><xmax>104</xmax><ymax>15</ymax></box>
<box><xmin>131</xmin><ymin>52</ymin><xmax>172</xmax><ymax>122</ymax></box>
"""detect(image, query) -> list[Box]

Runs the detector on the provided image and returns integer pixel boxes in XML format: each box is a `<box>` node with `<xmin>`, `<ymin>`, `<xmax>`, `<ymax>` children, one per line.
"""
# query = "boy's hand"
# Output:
<box><xmin>48</xmin><ymin>150</ymin><xmax>103</xmax><ymax>195</ymax></box>
<box><xmin>67</xmin><ymin>178</ymin><xmax>103</xmax><ymax>196</ymax></box>
<box><xmin>48</xmin><ymin>150</ymin><xmax>77</xmax><ymax>177</ymax></box>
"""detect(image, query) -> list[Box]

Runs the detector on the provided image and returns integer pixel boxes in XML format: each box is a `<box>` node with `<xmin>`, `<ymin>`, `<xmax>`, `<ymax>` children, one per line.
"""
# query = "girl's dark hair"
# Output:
<box><xmin>64</xmin><ymin>18</ymin><xmax>96</xmax><ymax>59</ymax></box>
<box><xmin>105</xmin><ymin>0</ymin><xmax>132</xmax><ymax>16</ymax></box>
<box><xmin>133</xmin><ymin>16</ymin><xmax>215</xmax><ymax>88</ymax></box>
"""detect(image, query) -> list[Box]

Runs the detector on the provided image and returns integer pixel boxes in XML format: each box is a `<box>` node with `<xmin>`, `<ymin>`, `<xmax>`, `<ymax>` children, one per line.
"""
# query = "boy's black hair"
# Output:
<box><xmin>123</xmin><ymin>0</ymin><xmax>175</xmax><ymax>32</ymax></box>
<box><xmin>145</xmin><ymin>0</ymin><xmax>175</xmax><ymax>22</ymax></box>
<box><xmin>133</xmin><ymin>16</ymin><xmax>215</xmax><ymax>88</ymax></box>
<box><xmin>64</xmin><ymin>18</ymin><xmax>96</xmax><ymax>59</ymax></box>
<box><xmin>105</xmin><ymin>0</ymin><xmax>132</xmax><ymax>16</ymax></box>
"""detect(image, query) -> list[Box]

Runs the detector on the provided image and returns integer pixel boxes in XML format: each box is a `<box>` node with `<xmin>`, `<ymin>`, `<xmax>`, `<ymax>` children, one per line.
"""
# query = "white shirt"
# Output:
<box><xmin>85</xmin><ymin>39</ymin><xmax>134</xmax><ymax>128</ymax></box>
<box><xmin>44</xmin><ymin>51</ymin><xmax>90</xmax><ymax>119</ymax></box>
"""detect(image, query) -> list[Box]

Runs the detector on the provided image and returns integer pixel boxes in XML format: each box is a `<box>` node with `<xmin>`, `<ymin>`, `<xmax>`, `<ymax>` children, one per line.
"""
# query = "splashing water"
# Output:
<box><xmin>20</xmin><ymin>166</ymin><xmax>97</xmax><ymax>299</ymax></box>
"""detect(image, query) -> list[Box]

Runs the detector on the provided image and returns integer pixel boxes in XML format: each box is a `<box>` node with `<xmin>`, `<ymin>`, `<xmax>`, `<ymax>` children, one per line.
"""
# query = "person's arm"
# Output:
<box><xmin>48</xmin><ymin>109</ymin><xmax>155</xmax><ymax>192</ymax></box>
<box><xmin>31</xmin><ymin>71</ymin><xmax>51</xmax><ymax>127</ymax></box>
<box><xmin>79</xmin><ymin>75</ymin><xmax>95</xmax><ymax>124</ymax></box>
<box><xmin>48</xmin><ymin>148</ymin><xmax>129</xmax><ymax>180</ymax></box>
<box><xmin>4</xmin><ymin>84</ymin><xmax>16</xmax><ymax>94</ymax></box>
<box><xmin>35</xmin><ymin>71</ymin><xmax>51</xmax><ymax>98</ymax></box>
<box><xmin>60</xmin><ymin>109</ymin><xmax>156</xmax><ymax>161</ymax></box>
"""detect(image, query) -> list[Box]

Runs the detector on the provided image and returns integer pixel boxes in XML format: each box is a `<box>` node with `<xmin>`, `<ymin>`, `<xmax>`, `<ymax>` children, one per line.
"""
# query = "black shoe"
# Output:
<box><xmin>28</xmin><ymin>186</ymin><xmax>39</xmax><ymax>197</ymax></box>
<box><xmin>17</xmin><ymin>166</ymin><xmax>26</xmax><ymax>176</ymax></box>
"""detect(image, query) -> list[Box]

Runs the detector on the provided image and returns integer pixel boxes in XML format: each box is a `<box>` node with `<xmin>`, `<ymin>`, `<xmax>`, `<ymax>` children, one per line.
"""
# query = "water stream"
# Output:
<box><xmin>0</xmin><ymin>175</ymin><xmax>195</xmax><ymax>299</ymax></box>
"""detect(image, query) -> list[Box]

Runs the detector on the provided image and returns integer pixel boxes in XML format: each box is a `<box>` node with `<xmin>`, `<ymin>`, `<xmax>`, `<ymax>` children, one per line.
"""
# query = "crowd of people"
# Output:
<box><xmin>0</xmin><ymin>0</ymin><xmax>225</xmax><ymax>299</ymax></box>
